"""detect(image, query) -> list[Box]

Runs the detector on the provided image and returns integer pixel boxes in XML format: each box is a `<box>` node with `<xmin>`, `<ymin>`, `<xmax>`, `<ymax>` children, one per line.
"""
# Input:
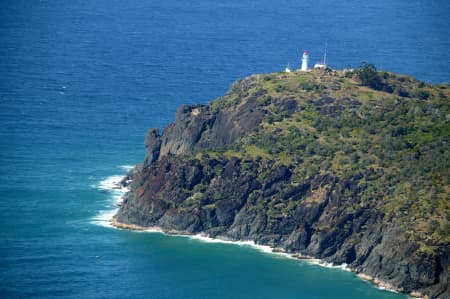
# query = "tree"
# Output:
<box><xmin>356</xmin><ymin>62</ymin><xmax>382</xmax><ymax>90</ymax></box>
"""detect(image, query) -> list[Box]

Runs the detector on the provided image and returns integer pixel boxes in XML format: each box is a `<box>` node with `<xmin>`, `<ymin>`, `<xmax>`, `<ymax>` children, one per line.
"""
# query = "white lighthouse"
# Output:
<box><xmin>301</xmin><ymin>51</ymin><xmax>309</xmax><ymax>71</ymax></box>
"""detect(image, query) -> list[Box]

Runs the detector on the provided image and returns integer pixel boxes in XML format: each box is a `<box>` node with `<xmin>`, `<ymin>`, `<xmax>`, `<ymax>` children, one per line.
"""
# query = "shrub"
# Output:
<box><xmin>356</xmin><ymin>62</ymin><xmax>382</xmax><ymax>90</ymax></box>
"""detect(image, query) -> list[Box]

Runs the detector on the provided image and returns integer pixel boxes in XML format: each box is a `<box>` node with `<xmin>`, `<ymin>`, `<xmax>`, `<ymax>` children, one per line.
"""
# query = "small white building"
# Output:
<box><xmin>285</xmin><ymin>64</ymin><xmax>292</xmax><ymax>73</ymax></box>
<box><xmin>314</xmin><ymin>44</ymin><xmax>328</xmax><ymax>69</ymax></box>
<box><xmin>314</xmin><ymin>62</ymin><xmax>327</xmax><ymax>69</ymax></box>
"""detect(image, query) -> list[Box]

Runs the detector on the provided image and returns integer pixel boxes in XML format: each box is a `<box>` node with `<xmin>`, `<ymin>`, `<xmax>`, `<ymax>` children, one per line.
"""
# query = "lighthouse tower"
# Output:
<box><xmin>301</xmin><ymin>51</ymin><xmax>309</xmax><ymax>71</ymax></box>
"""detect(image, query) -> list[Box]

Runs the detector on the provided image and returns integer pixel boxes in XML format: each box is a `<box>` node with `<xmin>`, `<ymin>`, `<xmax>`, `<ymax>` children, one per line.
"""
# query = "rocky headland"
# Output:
<box><xmin>113</xmin><ymin>67</ymin><xmax>449</xmax><ymax>299</ymax></box>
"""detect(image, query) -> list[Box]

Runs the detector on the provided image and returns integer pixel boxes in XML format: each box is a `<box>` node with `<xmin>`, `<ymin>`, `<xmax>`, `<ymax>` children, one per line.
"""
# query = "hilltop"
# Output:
<box><xmin>113</xmin><ymin>67</ymin><xmax>450</xmax><ymax>298</ymax></box>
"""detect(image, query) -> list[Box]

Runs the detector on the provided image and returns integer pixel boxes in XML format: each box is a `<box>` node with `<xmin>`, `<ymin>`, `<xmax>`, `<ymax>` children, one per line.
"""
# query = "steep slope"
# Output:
<box><xmin>114</xmin><ymin>69</ymin><xmax>450</xmax><ymax>299</ymax></box>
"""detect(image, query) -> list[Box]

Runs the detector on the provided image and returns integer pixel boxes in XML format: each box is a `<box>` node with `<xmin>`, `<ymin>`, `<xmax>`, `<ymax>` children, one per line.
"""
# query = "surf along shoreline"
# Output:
<box><xmin>110</xmin><ymin>217</ymin><xmax>425</xmax><ymax>299</ymax></box>
<box><xmin>104</xmin><ymin>170</ymin><xmax>424</xmax><ymax>299</ymax></box>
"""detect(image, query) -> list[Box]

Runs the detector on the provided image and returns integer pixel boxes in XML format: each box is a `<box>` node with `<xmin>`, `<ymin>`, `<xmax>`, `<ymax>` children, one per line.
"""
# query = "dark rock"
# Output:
<box><xmin>144</xmin><ymin>128</ymin><xmax>162</xmax><ymax>164</ymax></box>
<box><xmin>114</xmin><ymin>71</ymin><xmax>449</xmax><ymax>299</ymax></box>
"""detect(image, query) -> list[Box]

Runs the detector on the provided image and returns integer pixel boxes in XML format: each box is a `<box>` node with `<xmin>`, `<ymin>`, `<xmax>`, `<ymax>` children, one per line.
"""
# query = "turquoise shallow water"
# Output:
<box><xmin>1</xmin><ymin>0</ymin><xmax>449</xmax><ymax>298</ymax></box>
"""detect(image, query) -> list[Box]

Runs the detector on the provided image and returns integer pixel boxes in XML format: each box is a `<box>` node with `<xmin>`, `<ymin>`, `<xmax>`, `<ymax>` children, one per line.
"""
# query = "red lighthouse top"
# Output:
<box><xmin>303</xmin><ymin>51</ymin><xmax>309</xmax><ymax>55</ymax></box>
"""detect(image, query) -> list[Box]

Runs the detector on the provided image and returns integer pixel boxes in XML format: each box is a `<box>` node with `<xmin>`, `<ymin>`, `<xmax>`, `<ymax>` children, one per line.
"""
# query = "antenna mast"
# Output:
<box><xmin>323</xmin><ymin>41</ymin><xmax>328</xmax><ymax>65</ymax></box>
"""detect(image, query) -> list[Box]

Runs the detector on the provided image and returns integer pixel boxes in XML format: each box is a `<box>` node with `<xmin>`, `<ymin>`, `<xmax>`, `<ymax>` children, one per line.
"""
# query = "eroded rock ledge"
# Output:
<box><xmin>114</xmin><ymin>70</ymin><xmax>450</xmax><ymax>299</ymax></box>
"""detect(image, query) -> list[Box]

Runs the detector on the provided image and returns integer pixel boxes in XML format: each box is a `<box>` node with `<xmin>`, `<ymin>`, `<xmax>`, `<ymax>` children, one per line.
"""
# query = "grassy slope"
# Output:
<box><xmin>198</xmin><ymin>69</ymin><xmax>449</xmax><ymax>253</ymax></box>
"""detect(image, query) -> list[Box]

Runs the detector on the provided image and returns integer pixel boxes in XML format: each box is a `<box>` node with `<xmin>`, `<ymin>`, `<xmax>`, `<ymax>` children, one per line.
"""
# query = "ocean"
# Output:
<box><xmin>1</xmin><ymin>0</ymin><xmax>449</xmax><ymax>298</ymax></box>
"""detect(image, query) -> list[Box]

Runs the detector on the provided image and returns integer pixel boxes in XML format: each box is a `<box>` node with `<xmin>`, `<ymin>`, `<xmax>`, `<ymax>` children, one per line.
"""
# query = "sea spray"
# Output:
<box><xmin>94</xmin><ymin>168</ymin><xmax>409</xmax><ymax>297</ymax></box>
<box><xmin>90</xmin><ymin>167</ymin><xmax>131</xmax><ymax>227</ymax></box>
<box><xmin>110</xmin><ymin>218</ymin><xmax>412</xmax><ymax>296</ymax></box>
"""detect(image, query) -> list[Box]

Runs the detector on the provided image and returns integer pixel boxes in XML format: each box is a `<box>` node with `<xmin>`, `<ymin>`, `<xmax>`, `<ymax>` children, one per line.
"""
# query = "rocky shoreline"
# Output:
<box><xmin>113</xmin><ymin>70</ymin><xmax>449</xmax><ymax>299</ymax></box>
<box><xmin>110</xmin><ymin>216</ymin><xmax>425</xmax><ymax>298</ymax></box>
<box><xmin>110</xmin><ymin>217</ymin><xmax>151</xmax><ymax>231</ymax></box>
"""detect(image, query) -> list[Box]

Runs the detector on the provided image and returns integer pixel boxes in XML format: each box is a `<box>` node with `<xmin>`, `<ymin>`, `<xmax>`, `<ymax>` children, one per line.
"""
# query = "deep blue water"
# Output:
<box><xmin>1</xmin><ymin>0</ymin><xmax>449</xmax><ymax>298</ymax></box>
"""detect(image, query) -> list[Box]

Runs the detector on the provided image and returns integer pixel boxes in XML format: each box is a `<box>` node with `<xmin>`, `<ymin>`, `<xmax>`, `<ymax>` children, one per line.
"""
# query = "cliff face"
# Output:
<box><xmin>114</xmin><ymin>70</ymin><xmax>450</xmax><ymax>299</ymax></box>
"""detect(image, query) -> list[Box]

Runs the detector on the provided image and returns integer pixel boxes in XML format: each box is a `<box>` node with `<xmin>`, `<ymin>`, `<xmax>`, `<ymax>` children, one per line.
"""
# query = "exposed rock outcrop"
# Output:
<box><xmin>114</xmin><ymin>70</ymin><xmax>450</xmax><ymax>299</ymax></box>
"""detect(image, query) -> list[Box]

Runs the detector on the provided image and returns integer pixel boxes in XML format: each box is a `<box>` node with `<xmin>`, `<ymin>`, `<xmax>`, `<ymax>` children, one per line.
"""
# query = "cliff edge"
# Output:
<box><xmin>114</xmin><ymin>68</ymin><xmax>450</xmax><ymax>298</ymax></box>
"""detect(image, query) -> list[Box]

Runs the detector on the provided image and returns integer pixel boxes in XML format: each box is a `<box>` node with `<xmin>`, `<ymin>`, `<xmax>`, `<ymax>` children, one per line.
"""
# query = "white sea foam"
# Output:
<box><xmin>376</xmin><ymin>286</ymin><xmax>399</xmax><ymax>293</ymax></box>
<box><xmin>307</xmin><ymin>260</ymin><xmax>352</xmax><ymax>271</ymax></box>
<box><xmin>97</xmin><ymin>175</ymin><xmax>127</xmax><ymax>192</ymax></box>
<box><xmin>106</xmin><ymin>214</ymin><xmax>408</xmax><ymax>296</ymax></box>
<box><xmin>119</xmin><ymin>165</ymin><xmax>134</xmax><ymax>171</ymax></box>
<box><xmin>92</xmin><ymin>172</ymin><xmax>407</xmax><ymax>297</ymax></box>
<box><xmin>90</xmin><ymin>172</ymin><xmax>129</xmax><ymax>228</ymax></box>
<box><xmin>159</xmin><ymin>233</ymin><xmax>293</xmax><ymax>259</ymax></box>
<box><xmin>190</xmin><ymin>234</ymin><xmax>273</xmax><ymax>253</ymax></box>
<box><xmin>91</xmin><ymin>209</ymin><xmax>118</xmax><ymax>228</ymax></box>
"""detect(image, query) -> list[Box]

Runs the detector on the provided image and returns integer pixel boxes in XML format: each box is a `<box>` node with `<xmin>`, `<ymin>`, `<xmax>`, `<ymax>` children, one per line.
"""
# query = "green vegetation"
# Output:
<box><xmin>356</xmin><ymin>62</ymin><xmax>382</xmax><ymax>89</ymax></box>
<box><xmin>201</xmin><ymin>67</ymin><xmax>450</xmax><ymax>251</ymax></box>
